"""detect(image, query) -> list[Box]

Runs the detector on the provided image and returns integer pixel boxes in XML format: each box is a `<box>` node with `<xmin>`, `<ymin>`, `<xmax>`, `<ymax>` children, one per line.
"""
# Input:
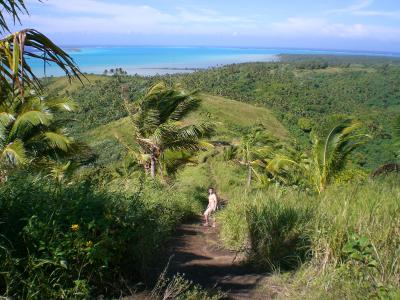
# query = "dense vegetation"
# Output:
<box><xmin>1</xmin><ymin>3</ymin><xmax>399</xmax><ymax>296</ymax></box>
<box><xmin>46</xmin><ymin>58</ymin><xmax>400</xmax><ymax>172</ymax></box>
<box><xmin>179</xmin><ymin>60</ymin><xmax>400</xmax><ymax>170</ymax></box>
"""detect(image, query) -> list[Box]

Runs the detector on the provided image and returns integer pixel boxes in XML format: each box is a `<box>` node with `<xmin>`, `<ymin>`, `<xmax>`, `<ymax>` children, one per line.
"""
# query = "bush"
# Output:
<box><xmin>0</xmin><ymin>173</ymin><xmax>186</xmax><ymax>299</ymax></box>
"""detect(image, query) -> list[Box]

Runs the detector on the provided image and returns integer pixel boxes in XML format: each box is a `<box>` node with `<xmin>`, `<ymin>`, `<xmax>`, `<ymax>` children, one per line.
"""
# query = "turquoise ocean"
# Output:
<box><xmin>29</xmin><ymin>46</ymin><xmax>400</xmax><ymax>77</ymax></box>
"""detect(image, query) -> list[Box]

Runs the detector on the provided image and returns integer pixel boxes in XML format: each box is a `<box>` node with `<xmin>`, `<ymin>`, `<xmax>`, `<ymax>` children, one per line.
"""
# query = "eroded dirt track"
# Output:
<box><xmin>167</xmin><ymin>222</ymin><xmax>270</xmax><ymax>299</ymax></box>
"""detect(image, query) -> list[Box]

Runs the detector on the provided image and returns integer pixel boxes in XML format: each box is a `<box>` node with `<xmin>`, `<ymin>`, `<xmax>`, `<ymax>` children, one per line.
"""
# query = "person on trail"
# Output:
<box><xmin>203</xmin><ymin>187</ymin><xmax>218</xmax><ymax>227</ymax></box>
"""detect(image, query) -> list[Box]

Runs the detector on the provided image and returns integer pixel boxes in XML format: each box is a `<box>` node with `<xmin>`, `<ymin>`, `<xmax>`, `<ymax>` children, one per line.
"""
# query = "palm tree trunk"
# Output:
<box><xmin>319</xmin><ymin>167</ymin><xmax>327</xmax><ymax>193</ymax></box>
<box><xmin>144</xmin><ymin>162</ymin><xmax>150</xmax><ymax>175</ymax></box>
<box><xmin>247</xmin><ymin>164</ymin><xmax>252</xmax><ymax>187</ymax></box>
<box><xmin>319</xmin><ymin>179</ymin><xmax>326</xmax><ymax>193</ymax></box>
<box><xmin>150</xmin><ymin>154</ymin><xmax>156</xmax><ymax>178</ymax></box>
<box><xmin>158</xmin><ymin>160</ymin><xmax>164</xmax><ymax>179</ymax></box>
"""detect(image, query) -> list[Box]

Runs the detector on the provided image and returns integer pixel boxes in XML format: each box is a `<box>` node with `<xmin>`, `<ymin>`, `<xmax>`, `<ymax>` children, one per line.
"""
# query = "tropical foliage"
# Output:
<box><xmin>123</xmin><ymin>82</ymin><xmax>213</xmax><ymax>178</ymax></box>
<box><xmin>0</xmin><ymin>91</ymin><xmax>78</xmax><ymax>174</ymax></box>
<box><xmin>0</xmin><ymin>0</ymin><xmax>82</xmax><ymax>94</ymax></box>
<box><xmin>311</xmin><ymin>119</ymin><xmax>370</xmax><ymax>192</ymax></box>
<box><xmin>230</xmin><ymin>120</ymin><xmax>369</xmax><ymax>191</ymax></box>
<box><xmin>233</xmin><ymin>128</ymin><xmax>274</xmax><ymax>187</ymax></box>
<box><xmin>0</xmin><ymin>2</ymin><xmax>399</xmax><ymax>296</ymax></box>
<box><xmin>179</xmin><ymin>60</ymin><xmax>400</xmax><ymax>170</ymax></box>
<box><xmin>0</xmin><ymin>172</ymin><xmax>205</xmax><ymax>299</ymax></box>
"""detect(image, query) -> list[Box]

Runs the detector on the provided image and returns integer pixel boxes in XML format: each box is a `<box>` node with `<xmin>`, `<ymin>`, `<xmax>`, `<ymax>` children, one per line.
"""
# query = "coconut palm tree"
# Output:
<box><xmin>265</xmin><ymin>144</ymin><xmax>310</xmax><ymax>186</ymax></box>
<box><xmin>235</xmin><ymin>128</ymin><xmax>276</xmax><ymax>187</ymax></box>
<box><xmin>311</xmin><ymin>119</ymin><xmax>370</xmax><ymax>193</ymax></box>
<box><xmin>0</xmin><ymin>0</ymin><xmax>82</xmax><ymax>96</ymax></box>
<box><xmin>124</xmin><ymin>82</ymin><xmax>213</xmax><ymax>178</ymax></box>
<box><xmin>0</xmin><ymin>91</ymin><xmax>77</xmax><ymax>176</ymax></box>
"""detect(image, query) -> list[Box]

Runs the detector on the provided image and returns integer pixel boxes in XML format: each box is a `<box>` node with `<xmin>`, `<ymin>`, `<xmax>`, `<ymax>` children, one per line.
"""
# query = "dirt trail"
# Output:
<box><xmin>167</xmin><ymin>221</ymin><xmax>271</xmax><ymax>299</ymax></box>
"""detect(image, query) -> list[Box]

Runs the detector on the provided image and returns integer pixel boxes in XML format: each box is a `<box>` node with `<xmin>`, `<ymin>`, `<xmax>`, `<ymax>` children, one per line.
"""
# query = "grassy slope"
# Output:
<box><xmin>81</xmin><ymin>93</ymin><xmax>288</xmax><ymax>166</ymax></box>
<box><xmin>42</xmin><ymin>69</ymin><xmax>399</xmax><ymax>298</ymax></box>
<box><xmin>86</xmin><ymin>93</ymin><xmax>288</xmax><ymax>143</ymax></box>
<box><xmin>44</xmin><ymin>75</ymin><xmax>109</xmax><ymax>95</ymax></box>
<box><xmin>186</xmin><ymin>94</ymin><xmax>288</xmax><ymax>141</ymax></box>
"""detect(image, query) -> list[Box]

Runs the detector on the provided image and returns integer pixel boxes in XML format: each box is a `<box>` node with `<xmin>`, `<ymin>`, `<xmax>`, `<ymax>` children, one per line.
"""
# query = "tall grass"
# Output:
<box><xmin>218</xmin><ymin>176</ymin><xmax>400</xmax><ymax>297</ymax></box>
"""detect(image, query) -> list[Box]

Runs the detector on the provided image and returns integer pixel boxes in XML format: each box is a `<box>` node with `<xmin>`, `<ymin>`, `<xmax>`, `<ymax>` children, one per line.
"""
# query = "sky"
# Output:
<box><xmin>9</xmin><ymin>0</ymin><xmax>400</xmax><ymax>52</ymax></box>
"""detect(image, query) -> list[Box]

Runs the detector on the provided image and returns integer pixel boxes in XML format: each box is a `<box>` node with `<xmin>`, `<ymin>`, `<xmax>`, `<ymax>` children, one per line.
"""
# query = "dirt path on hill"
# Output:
<box><xmin>166</xmin><ymin>220</ymin><xmax>274</xmax><ymax>299</ymax></box>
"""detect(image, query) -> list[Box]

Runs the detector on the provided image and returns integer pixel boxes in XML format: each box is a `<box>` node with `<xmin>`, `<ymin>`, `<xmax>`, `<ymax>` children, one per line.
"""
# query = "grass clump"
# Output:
<box><xmin>247</xmin><ymin>198</ymin><xmax>313</xmax><ymax>271</ymax></box>
<box><xmin>218</xmin><ymin>177</ymin><xmax>400</xmax><ymax>297</ymax></box>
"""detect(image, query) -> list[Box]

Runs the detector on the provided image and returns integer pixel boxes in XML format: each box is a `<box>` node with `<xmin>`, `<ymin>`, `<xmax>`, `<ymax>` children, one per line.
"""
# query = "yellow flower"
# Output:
<box><xmin>86</xmin><ymin>241</ymin><xmax>93</xmax><ymax>247</ymax></box>
<box><xmin>71</xmin><ymin>224</ymin><xmax>79</xmax><ymax>232</ymax></box>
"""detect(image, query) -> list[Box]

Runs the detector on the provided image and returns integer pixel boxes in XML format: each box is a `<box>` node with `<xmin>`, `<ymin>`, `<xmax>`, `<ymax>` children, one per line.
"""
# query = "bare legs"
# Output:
<box><xmin>203</xmin><ymin>210</ymin><xmax>209</xmax><ymax>226</ymax></box>
<box><xmin>203</xmin><ymin>208</ymin><xmax>216</xmax><ymax>227</ymax></box>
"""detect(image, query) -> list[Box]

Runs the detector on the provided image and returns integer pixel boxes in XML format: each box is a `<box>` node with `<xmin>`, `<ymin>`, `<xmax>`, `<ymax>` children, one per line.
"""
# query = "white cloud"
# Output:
<box><xmin>327</xmin><ymin>0</ymin><xmax>374</xmax><ymax>14</ymax></box>
<box><xmin>327</xmin><ymin>0</ymin><xmax>400</xmax><ymax>18</ymax></box>
<box><xmin>20</xmin><ymin>0</ymin><xmax>255</xmax><ymax>35</ymax></box>
<box><xmin>269</xmin><ymin>17</ymin><xmax>400</xmax><ymax>40</ymax></box>
<box><xmin>16</xmin><ymin>0</ymin><xmax>400</xmax><ymax>43</ymax></box>
<box><xmin>352</xmin><ymin>10</ymin><xmax>400</xmax><ymax>17</ymax></box>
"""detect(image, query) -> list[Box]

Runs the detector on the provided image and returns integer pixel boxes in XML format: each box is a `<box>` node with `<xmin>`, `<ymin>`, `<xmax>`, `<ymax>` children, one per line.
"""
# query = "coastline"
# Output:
<box><xmin>31</xmin><ymin>47</ymin><xmax>400</xmax><ymax>77</ymax></box>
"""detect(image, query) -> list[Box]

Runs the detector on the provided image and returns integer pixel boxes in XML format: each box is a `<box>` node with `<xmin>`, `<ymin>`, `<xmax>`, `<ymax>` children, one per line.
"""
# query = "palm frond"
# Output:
<box><xmin>312</xmin><ymin>119</ymin><xmax>370</xmax><ymax>192</ymax></box>
<box><xmin>0</xmin><ymin>111</ymin><xmax>14</xmax><ymax>127</ymax></box>
<box><xmin>9</xmin><ymin>109</ymin><xmax>52</xmax><ymax>139</ymax></box>
<box><xmin>45</xmin><ymin>160</ymin><xmax>79</xmax><ymax>183</ymax></box>
<box><xmin>169</xmin><ymin>96</ymin><xmax>200</xmax><ymax>120</ymax></box>
<box><xmin>0</xmin><ymin>29</ymin><xmax>83</xmax><ymax>93</ymax></box>
<box><xmin>1</xmin><ymin>139</ymin><xmax>27</xmax><ymax>166</ymax></box>
<box><xmin>0</xmin><ymin>0</ymin><xmax>28</xmax><ymax>33</ymax></box>
<box><xmin>147</xmin><ymin>81</ymin><xmax>167</xmax><ymax>96</ymax></box>
<box><xmin>45</xmin><ymin>97</ymin><xmax>78</xmax><ymax>112</ymax></box>
<box><xmin>0</xmin><ymin>112</ymin><xmax>13</xmax><ymax>143</ymax></box>
<box><xmin>42</xmin><ymin>131</ymin><xmax>73</xmax><ymax>152</ymax></box>
<box><xmin>197</xmin><ymin>140</ymin><xmax>215</xmax><ymax>150</ymax></box>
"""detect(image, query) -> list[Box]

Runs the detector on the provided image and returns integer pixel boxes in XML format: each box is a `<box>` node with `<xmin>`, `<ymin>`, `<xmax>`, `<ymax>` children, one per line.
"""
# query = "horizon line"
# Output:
<box><xmin>56</xmin><ymin>44</ymin><xmax>400</xmax><ymax>56</ymax></box>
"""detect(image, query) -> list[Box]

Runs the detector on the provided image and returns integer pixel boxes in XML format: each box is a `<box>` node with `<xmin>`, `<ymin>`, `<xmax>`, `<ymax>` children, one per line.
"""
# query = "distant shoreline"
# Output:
<box><xmin>137</xmin><ymin>67</ymin><xmax>204</xmax><ymax>71</ymax></box>
<box><xmin>31</xmin><ymin>48</ymin><xmax>400</xmax><ymax>78</ymax></box>
<box><xmin>59</xmin><ymin>45</ymin><xmax>400</xmax><ymax>57</ymax></box>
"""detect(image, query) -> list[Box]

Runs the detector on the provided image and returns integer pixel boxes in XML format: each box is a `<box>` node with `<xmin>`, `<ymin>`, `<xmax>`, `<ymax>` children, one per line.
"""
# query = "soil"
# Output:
<box><xmin>166</xmin><ymin>220</ymin><xmax>273</xmax><ymax>299</ymax></box>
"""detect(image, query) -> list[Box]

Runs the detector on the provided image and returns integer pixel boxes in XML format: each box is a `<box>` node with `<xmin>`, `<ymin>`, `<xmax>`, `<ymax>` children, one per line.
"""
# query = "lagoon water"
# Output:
<box><xmin>29</xmin><ymin>46</ymin><xmax>399</xmax><ymax>77</ymax></box>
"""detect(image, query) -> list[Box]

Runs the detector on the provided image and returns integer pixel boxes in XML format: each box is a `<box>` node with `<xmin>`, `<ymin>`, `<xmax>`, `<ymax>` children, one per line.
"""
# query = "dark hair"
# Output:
<box><xmin>208</xmin><ymin>187</ymin><xmax>214</xmax><ymax>190</ymax></box>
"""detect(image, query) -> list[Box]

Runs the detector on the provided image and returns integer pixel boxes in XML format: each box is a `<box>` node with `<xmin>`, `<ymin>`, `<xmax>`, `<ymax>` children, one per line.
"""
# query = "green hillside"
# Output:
<box><xmin>3</xmin><ymin>57</ymin><xmax>400</xmax><ymax>299</ymax></box>
<box><xmin>47</xmin><ymin>60</ymin><xmax>400</xmax><ymax>172</ymax></box>
<box><xmin>79</xmin><ymin>92</ymin><xmax>287</xmax><ymax>166</ymax></box>
<box><xmin>178</xmin><ymin>61</ymin><xmax>400</xmax><ymax>170</ymax></box>
<box><xmin>2</xmin><ymin>1</ymin><xmax>400</xmax><ymax>298</ymax></box>
<box><xmin>43</xmin><ymin>60</ymin><xmax>400</xmax><ymax>172</ymax></box>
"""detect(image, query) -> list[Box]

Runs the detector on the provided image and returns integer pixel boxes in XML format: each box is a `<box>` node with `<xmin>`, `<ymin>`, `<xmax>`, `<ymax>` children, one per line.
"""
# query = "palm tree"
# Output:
<box><xmin>235</xmin><ymin>128</ymin><xmax>276</xmax><ymax>187</ymax></box>
<box><xmin>0</xmin><ymin>0</ymin><xmax>82</xmax><ymax>96</ymax></box>
<box><xmin>265</xmin><ymin>144</ymin><xmax>310</xmax><ymax>185</ymax></box>
<box><xmin>311</xmin><ymin>119</ymin><xmax>370</xmax><ymax>193</ymax></box>
<box><xmin>124</xmin><ymin>82</ymin><xmax>213</xmax><ymax>178</ymax></box>
<box><xmin>0</xmin><ymin>91</ymin><xmax>77</xmax><ymax>175</ymax></box>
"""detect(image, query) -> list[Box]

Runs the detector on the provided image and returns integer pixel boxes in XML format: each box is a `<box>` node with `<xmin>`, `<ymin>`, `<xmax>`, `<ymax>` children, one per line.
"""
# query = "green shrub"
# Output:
<box><xmin>0</xmin><ymin>173</ymin><xmax>186</xmax><ymax>299</ymax></box>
